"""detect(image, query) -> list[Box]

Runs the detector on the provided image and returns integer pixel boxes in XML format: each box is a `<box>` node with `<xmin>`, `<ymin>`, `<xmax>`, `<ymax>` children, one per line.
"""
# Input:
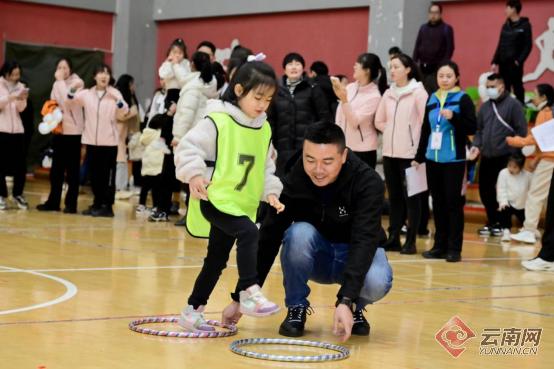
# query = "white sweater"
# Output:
<box><xmin>496</xmin><ymin>168</ymin><xmax>531</xmax><ymax>210</ymax></box>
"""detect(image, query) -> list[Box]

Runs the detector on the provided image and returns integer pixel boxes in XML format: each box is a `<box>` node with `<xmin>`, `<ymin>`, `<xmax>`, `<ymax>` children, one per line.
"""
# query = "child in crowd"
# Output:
<box><xmin>174</xmin><ymin>59</ymin><xmax>284</xmax><ymax>332</ymax></box>
<box><xmin>497</xmin><ymin>153</ymin><xmax>532</xmax><ymax>242</ymax></box>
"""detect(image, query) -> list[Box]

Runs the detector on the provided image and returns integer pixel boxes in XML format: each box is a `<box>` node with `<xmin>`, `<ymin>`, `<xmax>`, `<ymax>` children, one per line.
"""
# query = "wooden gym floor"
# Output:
<box><xmin>1</xmin><ymin>179</ymin><xmax>552</xmax><ymax>369</ymax></box>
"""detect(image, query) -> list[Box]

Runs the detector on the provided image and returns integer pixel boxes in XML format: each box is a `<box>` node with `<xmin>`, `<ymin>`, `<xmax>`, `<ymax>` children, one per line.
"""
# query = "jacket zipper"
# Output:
<box><xmin>391</xmin><ymin>100</ymin><xmax>400</xmax><ymax>157</ymax></box>
<box><xmin>95</xmin><ymin>92</ymin><xmax>105</xmax><ymax>145</ymax></box>
<box><xmin>408</xmin><ymin>124</ymin><xmax>414</xmax><ymax>146</ymax></box>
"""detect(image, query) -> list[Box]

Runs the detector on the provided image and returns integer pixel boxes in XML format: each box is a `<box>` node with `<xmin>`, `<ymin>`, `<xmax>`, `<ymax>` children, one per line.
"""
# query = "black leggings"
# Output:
<box><xmin>383</xmin><ymin>157</ymin><xmax>421</xmax><ymax>245</ymax></box>
<box><xmin>538</xmin><ymin>170</ymin><xmax>554</xmax><ymax>262</ymax></box>
<box><xmin>87</xmin><ymin>145</ymin><xmax>117</xmax><ymax>207</ymax></box>
<box><xmin>499</xmin><ymin>206</ymin><xmax>525</xmax><ymax>229</ymax></box>
<box><xmin>353</xmin><ymin>150</ymin><xmax>377</xmax><ymax>169</ymax></box>
<box><xmin>188</xmin><ymin>200</ymin><xmax>259</xmax><ymax>308</ymax></box>
<box><xmin>478</xmin><ymin>155</ymin><xmax>510</xmax><ymax>226</ymax></box>
<box><xmin>46</xmin><ymin>135</ymin><xmax>81</xmax><ymax>210</ymax></box>
<box><xmin>0</xmin><ymin>133</ymin><xmax>26</xmax><ymax>198</ymax></box>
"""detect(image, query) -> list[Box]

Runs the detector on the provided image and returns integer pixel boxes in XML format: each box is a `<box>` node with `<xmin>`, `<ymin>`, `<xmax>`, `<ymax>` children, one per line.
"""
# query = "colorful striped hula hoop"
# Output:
<box><xmin>229</xmin><ymin>338</ymin><xmax>350</xmax><ymax>362</ymax></box>
<box><xmin>129</xmin><ymin>316</ymin><xmax>237</xmax><ymax>338</ymax></box>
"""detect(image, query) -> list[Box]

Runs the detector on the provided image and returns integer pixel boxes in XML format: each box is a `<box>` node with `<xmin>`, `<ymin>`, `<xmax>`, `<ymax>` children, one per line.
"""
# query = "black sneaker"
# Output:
<box><xmin>82</xmin><ymin>205</ymin><xmax>97</xmax><ymax>216</ymax></box>
<box><xmin>446</xmin><ymin>253</ymin><xmax>462</xmax><ymax>263</ymax></box>
<box><xmin>169</xmin><ymin>201</ymin><xmax>180</xmax><ymax>215</ymax></box>
<box><xmin>491</xmin><ymin>224</ymin><xmax>503</xmax><ymax>237</ymax></box>
<box><xmin>149</xmin><ymin>210</ymin><xmax>169</xmax><ymax>222</ymax></box>
<box><xmin>36</xmin><ymin>203</ymin><xmax>60</xmax><ymax>212</ymax></box>
<box><xmin>478</xmin><ymin>225</ymin><xmax>492</xmax><ymax>236</ymax></box>
<box><xmin>352</xmin><ymin>309</ymin><xmax>370</xmax><ymax>336</ymax></box>
<box><xmin>14</xmin><ymin>195</ymin><xmax>29</xmax><ymax>210</ymax></box>
<box><xmin>422</xmin><ymin>247</ymin><xmax>447</xmax><ymax>259</ymax></box>
<box><xmin>279</xmin><ymin>306</ymin><xmax>312</xmax><ymax>337</ymax></box>
<box><xmin>400</xmin><ymin>243</ymin><xmax>417</xmax><ymax>255</ymax></box>
<box><xmin>91</xmin><ymin>205</ymin><xmax>114</xmax><ymax>218</ymax></box>
<box><xmin>63</xmin><ymin>207</ymin><xmax>77</xmax><ymax>214</ymax></box>
<box><xmin>383</xmin><ymin>238</ymin><xmax>401</xmax><ymax>252</ymax></box>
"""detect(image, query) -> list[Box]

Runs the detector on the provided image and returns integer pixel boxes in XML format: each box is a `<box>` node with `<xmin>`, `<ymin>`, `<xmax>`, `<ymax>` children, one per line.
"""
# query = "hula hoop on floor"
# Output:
<box><xmin>129</xmin><ymin>316</ymin><xmax>237</xmax><ymax>338</ymax></box>
<box><xmin>229</xmin><ymin>338</ymin><xmax>350</xmax><ymax>362</ymax></box>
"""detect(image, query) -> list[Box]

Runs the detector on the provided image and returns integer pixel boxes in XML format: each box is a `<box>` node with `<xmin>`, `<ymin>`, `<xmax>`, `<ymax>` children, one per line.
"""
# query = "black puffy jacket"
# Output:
<box><xmin>268</xmin><ymin>76</ymin><xmax>331</xmax><ymax>175</ymax></box>
<box><xmin>492</xmin><ymin>17</ymin><xmax>532</xmax><ymax>65</ymax></box>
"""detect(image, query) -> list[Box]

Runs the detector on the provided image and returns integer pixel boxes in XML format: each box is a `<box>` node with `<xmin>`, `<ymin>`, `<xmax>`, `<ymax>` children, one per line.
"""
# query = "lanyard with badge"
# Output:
<box><xmin>431</xmin><ymin>93</ymin><xmax>446</xmax><ymax>150</ymax></box>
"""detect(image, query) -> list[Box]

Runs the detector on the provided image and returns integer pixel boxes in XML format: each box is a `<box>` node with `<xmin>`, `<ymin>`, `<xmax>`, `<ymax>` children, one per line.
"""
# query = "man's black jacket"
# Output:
<box><xmin>257</xmin><ymin>150</ymin><xmax>386</xmax><ymax>301</ymax></box>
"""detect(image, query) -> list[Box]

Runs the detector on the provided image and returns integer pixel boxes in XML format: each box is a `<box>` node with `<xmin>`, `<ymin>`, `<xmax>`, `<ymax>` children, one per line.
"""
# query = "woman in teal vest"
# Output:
<box><xmin>174</xmin><ymin>59</ymin><xmax>285</xmax><ymax>332</ymax></box>
<box><xmin>413</xmin><ymin>61</ymin><xmax>477</xmax><ymax>262</ymax></box>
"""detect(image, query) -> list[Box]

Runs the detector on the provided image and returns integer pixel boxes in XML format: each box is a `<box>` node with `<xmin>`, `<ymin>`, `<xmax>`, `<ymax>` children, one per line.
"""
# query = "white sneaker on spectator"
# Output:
<box><xmin>521</xmin><ymin>258</ymin><xmax>554</xmax><ymax>272</ymax></box>
<box><xmin>14</xmin><ymin>196</ymin><xmax>29</xmax><ymax>210</ymax></box>
<box><xmin>501</xmin><ymin>229</ymin><xmax>511</xmax><ymax>242</ymax></box>
<box><xmin>510</xmin><ymin>230</ymin><xmax>536</xmax><ymax>244</ymax></box>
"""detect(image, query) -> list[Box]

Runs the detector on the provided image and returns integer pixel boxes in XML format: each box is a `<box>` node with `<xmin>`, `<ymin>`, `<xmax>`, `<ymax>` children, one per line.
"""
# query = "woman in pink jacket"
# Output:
<box><xmin>334</xmin><ymin>53</ymin><xmax>387</xmax><ymax>168</ymax></box>
<box><xmin>0</xmin><ymin>61</ymin><xmax>29</xmax><ymax>211</ymax></box>
<box><xmin>375</xmin><ymin>54</ymin><xmax>428</xmax><ymax>254</ymax></box>
<box><xmin>37</xmin><ymin>58</ymin><xmax>85</xmax><ymax>214</ymax></box>
<box><xmin>67</xmin><ymin>63</ymin><xmax>128</xmax><ymax>217</ymax></box>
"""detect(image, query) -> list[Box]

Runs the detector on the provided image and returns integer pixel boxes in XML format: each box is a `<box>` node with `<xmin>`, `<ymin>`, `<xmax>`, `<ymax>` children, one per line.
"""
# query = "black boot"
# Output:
<box><xmin>279</xmin><ymin>306</ymin><xmax>312</xmax><ymax>337</ymax></box>
<box><xmin>446</xmin><ymin>252</ymin><xmax>462</xmax><ymax>263</ymax></box>
<box><xmin>351</xmin><ymin>309</ymin><xmax>370</xmax><ymax>336</ymax></box>
<box><xmin>36</xmin><ymin>202</ymin><xmax>60</xmax><ymax>212</ymax></box>
<box><xmin>92</xmin><ymin>205</ymin><xmax>114</xmax><ymax>218</ymax></box>
<box><xmin>422</xmin><ymin>247</ymin><xmax>447</xmax><ymax>259</ymax></box>
<box><xmin>383</xmin><ymin>235</ymin><xmax>401</xmax><ymax>252</ymax></box>
<box><xmin>400</xmin><ymin>242</ymin><xmax>417</xmax><ymax>255</ymax></box>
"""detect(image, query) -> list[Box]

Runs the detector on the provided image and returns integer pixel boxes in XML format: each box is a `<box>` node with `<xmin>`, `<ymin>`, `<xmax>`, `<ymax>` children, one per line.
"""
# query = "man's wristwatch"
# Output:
<box><xmin>335</xmin><ymin>297</ymin><xmax>353</xmax><ymax>310</ymax></box>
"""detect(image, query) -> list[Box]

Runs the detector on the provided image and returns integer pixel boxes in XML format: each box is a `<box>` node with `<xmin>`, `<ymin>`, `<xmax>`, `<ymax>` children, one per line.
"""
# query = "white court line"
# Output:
<box><xmin>0</xmin><ymin>265</ymin><xmax>78</xmax><ymax>315</ymax></box>
<box><xmin>0</xmin><ymin>256</ymin><xmax>524</xmax><ymax>274</ymax></box>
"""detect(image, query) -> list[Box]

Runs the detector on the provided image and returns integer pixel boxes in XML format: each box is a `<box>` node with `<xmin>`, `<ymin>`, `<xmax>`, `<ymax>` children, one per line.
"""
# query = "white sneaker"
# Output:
<box><xmin>239</xmin><ymin>284</ymin><xmax>280</xmax><ymax>317</ymax></box>
<box><xmin>0</xmin><ymin>196</ymin><xmax>7</xmax><ymax>210</ymax></box>
<box><xmin>521</xmin><ymin>258</ymin><xmax>554</xmax><ymax>272</ymax></box>
<box><xmin>501</xmin><ymin>229</ymin><xmax>511</xmax><ymax>242</ymax></box>
<box><xmin>178</xmin><ymin>305</ymin><xmax>215</xmax><ymax>332</ymax></box>
<box><xmin>135</xmin><ymin>204</ymin><xmax>147</xmax><ymax>215</ymax></box>
<box><xmin>115</xmin><ymin>190</ymin><xmax>133</xmax><ymax>200</ymax></box>
<box><xmin>14</xmin><ymin>195</ymin><xmax>28</xmax><ymax>210</ymax></box>
<box><xmin>510</xmin><ymin>230</ymin><xmax>537</xmax><ymax>244</ymax></box>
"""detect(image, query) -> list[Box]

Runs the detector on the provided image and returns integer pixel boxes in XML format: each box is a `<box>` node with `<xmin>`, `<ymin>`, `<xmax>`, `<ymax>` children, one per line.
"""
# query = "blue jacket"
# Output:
<box><xmin>416</xmin><ymin>91</ymin><xmax>477</xmax><ymax>163</ymax></box>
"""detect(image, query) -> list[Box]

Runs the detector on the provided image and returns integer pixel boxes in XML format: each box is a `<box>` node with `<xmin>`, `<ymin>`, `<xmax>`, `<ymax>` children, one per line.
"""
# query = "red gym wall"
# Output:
<box><xmin>0</xmin><ymin>0</ymin><xmax>113</xmax><ymax>63</ymax></box>
<box><xmin>156</xmin><ymin>7</ymin><xmax>370</xmax><ymax>81</ymax></box>
<box><xmin>441</xmin><ymin>0</ymin><xmax>554</xmax><ymax>90</ymax></box>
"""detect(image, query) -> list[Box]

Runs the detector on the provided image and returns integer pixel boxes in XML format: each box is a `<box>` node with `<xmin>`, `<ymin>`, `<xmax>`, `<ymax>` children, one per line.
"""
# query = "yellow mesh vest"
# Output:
<box><xmin>186</xmin><ymin>112</ymin><xmax>272</xmax><ymax>238</ymax></box>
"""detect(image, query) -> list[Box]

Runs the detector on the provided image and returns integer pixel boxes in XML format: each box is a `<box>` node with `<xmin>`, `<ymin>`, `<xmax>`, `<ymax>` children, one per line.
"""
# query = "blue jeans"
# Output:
<box><xmin>280</xmin><ymin>222</ymin><xmax>393</xmax><ymax>309</ymax></box>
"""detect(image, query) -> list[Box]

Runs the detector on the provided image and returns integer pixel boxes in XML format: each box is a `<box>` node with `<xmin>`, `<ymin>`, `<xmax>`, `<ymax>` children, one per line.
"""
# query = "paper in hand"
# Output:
<box><xmin>405</xmin><ymin>163</ymin><xmax>428</xmax><ymax>197</ymax></box>
<box><xmin>531</xmin><ymin>119</ymin><xmax>554</xmax><ymax>153</ymax></box>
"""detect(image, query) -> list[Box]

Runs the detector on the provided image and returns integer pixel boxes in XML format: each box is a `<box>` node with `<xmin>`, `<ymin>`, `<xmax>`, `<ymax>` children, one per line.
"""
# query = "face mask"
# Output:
<box><xmin>486</xmin><ymin>87</ymin><xmax>500</xmax><ymax>100</ymax></box>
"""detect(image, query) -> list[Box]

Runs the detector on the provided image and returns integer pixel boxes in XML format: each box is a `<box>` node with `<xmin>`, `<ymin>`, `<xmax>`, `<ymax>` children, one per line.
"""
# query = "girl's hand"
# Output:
<box><xmin>267</xmin><ymin>194</ymin><xmax>285</xmax><ymax>213</ymax></box>
<box><xmin>189</xmin><ymin>175</ymin><xmax>210</xmax><ymax>200</ymax></box>
<box><xmin>54</xmin><ymin>69</ymin><xmax>65</xmax><ymax>81</ymax></box>
<box><xmin>410</xmin><ymin>160</ymin><xmax>420</xmax><ymax>168</ymax></box>
<box><xmin>171</xmin><ymin>139</ymin><xmax>179</xmax><ymax>147</ymax></box>
<box><xmin>221</xmin><ymin>301</ymin><xmax>242</xmax><ymax>326</ymax></box>
<box><xmin>440</xmin><ymin>109</ymin><xmax>453</xmax><ymax>120</ymax></box>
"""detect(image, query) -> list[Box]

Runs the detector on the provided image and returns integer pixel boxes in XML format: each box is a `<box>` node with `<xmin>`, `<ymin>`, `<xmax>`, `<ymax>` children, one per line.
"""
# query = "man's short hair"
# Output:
<box><xmin>310</xmin><ymin>61</ymin><xmax>329</xmax><ymax>76</ymax></box>
<box><xmin>388</xmin><ymin>46</ymin><xmax>402</xmax><ymax>56</ymax></box>
<box><xmin>487</xmin><ymin>73</ymin><xmax>505</xmax><ymax>84</ymax></box>
<box><xmin>304</xmin><ymin>123</ymin><xmax>346</xmax><ymax>151</ymax></box>
<box><xmin>506</xmin><ymin>0</ymin><xmax>522</xmax><ymax>13</ymax></box>
<box><xmin>282</xmin><ymin>52</ymin><xmax>305</xmax><ymax>69</ymax></box>
<box><xmin>429</xmin><ymin>2</ymin><xmax>442</xmax><ymax>13</ymax></box>
<box><xmin>197</xmin><ymin>40</ymin><xmax>216</xmax><ymax>54</ymax></box>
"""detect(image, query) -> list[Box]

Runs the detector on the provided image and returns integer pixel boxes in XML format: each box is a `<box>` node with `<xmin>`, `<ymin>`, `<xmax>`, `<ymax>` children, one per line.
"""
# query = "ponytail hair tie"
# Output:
<box><xmin>247</xmin><ymin>53</ymin><xmax>267</xmax><ymax>62</ymax></box>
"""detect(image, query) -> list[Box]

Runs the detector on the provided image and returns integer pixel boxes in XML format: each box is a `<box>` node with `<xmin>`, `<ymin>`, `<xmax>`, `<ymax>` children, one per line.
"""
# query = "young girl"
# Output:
<box><xmin>67</xmin><ymin>64</ymin><xmax>128</xmax><ymax>217</ymax></box>
<box><xmin>37</xmin><ymin>58</ymin><xmax>85</xmax><ymax>213</ymax></box>
<box><xmin>137</xmin><ymin>113</ymin><xmax>171</xmax><ymax>214</ymax></box>
<box><xmin>174</xmin><ymin>60</ymin><xmax>284</xmax><ymax>332</ymax></box>
<box><xmin>414</xmin><ymin>61</ymin><xmax>477</xmax><ymax>262</ymax></box>
<box><xmin>496</xmin><ymin>154</ymin><xmax>531</xmax><ymax>242</ymax></box>
<box><xmin>0</xmin><ymin>61</ymin><xmax>28</xmax><ymax>210</ymax></box>
<box><xmin>158</xmin><ymin>38</ymin><xmax>191</xmax><ymax>108</ymax></box>
<box><xmin>333</xmin><ymin>52</ymin><xmax>387</xmax><ymax>169</ymax></box>
<box><xmin>375</xmin><ymin>54</ymin><xmax>428</xmax><ymax>254</ymax></box>
<box><xmin>114</xmin><ymin>74</ymin><xmax>139</xmax><ymax>196</ymax></box>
